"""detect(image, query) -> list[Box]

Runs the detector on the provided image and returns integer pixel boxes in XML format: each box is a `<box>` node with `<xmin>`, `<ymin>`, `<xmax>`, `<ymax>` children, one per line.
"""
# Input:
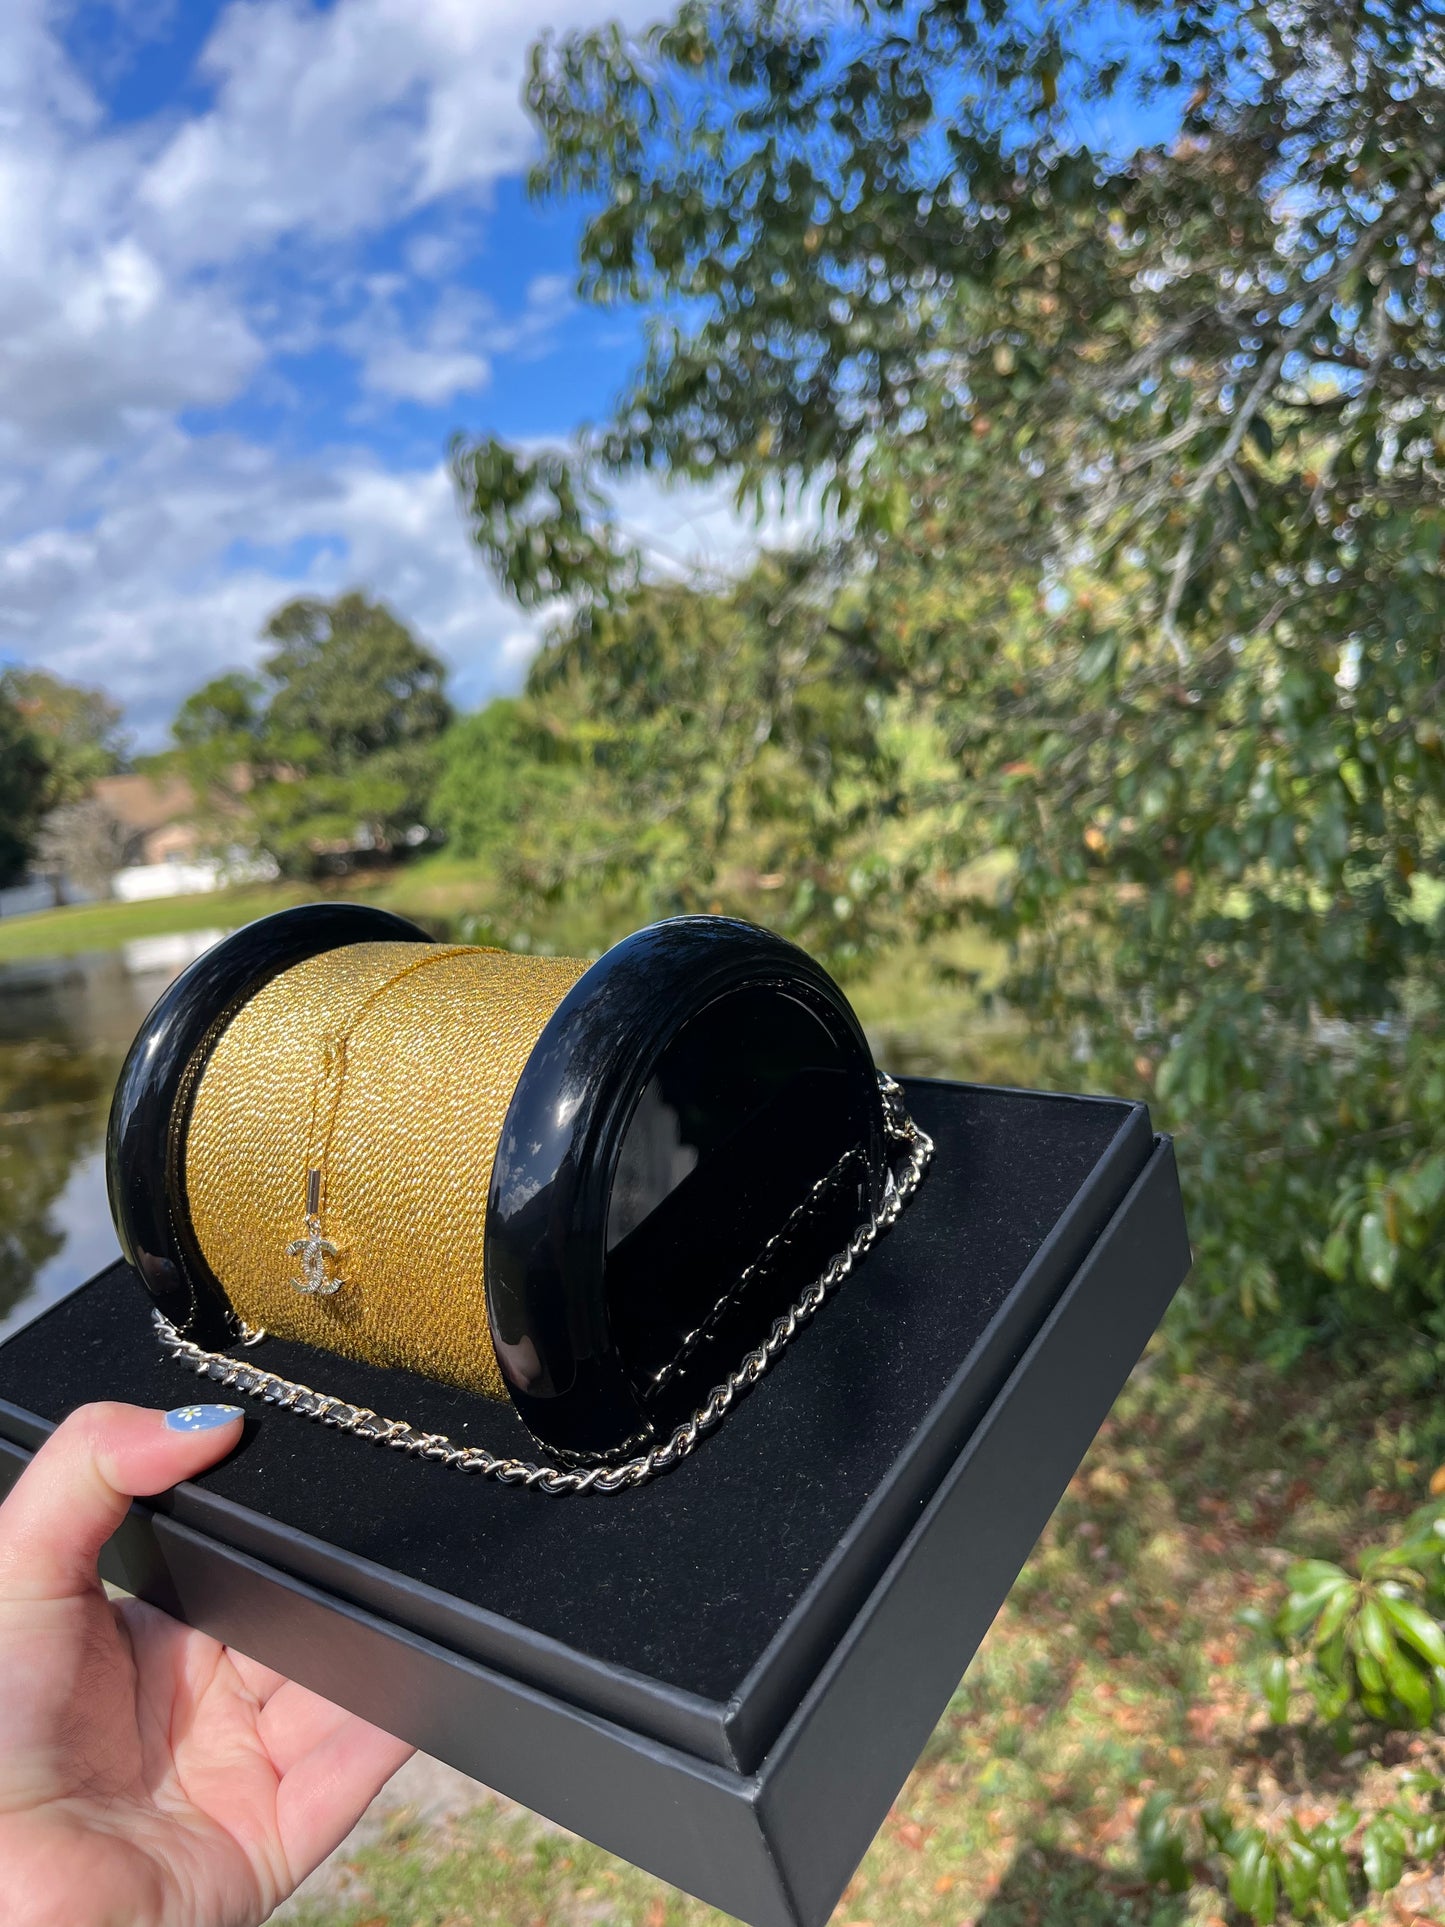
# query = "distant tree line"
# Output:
<box><xmin>0</xmin><ymin>593</ymin><xmax>457</xmax><ymax>889</ymax></box>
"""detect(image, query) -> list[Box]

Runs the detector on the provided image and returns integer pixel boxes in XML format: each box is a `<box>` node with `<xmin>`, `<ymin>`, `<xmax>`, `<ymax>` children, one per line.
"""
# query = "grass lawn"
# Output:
<box><xmin>0</xmin><ymin>882</ymin><xmax>317</xmax><ymax>962</ymax></box>
<box><xmin>284</xmin><ymin>1349</ymin><xmax>1445</xmax><ymax>1927</ymax></box>
<box><xmin>0</xmin><ymin>856</ymin><xmax>737</xmax><ymax>966</ymax></box>
<box><xmin>0</xmin><ymin>860</ymin><xmax>521</xmax><ymax>964</ymax></box>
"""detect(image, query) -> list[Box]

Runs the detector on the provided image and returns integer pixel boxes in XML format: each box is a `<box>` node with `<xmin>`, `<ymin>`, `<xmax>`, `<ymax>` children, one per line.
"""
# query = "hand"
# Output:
<box><xmin>0</xmin><ymin>1400</ymin><xmax>413</xmax><ymax>1927</ymax></box>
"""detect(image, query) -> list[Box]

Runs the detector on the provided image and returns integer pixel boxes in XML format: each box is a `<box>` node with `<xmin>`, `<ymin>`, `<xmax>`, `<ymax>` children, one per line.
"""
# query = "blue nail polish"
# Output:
<box><xmin>165</xmin><ymin>1403</ymin><xmax>246</xmax><ymax>1432</ymax></box>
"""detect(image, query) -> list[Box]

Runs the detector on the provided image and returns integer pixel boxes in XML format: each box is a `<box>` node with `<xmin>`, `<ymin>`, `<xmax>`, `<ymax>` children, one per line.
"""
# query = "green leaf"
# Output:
<box><xmin>1229</xmin><ymin>1831</ymin><xmax>1277</xmax><ymax>1924</ymax></box>
<box><xmin>1137</xmin><ymin>1791</ymin><xmax>1191</xmax><ymax>1893</ymax></box>
<box><xmin>1359</xmin><ymin>1596</ymin><xmax>1433</xmax><ymax>1724</ymax></box>
<box><xmin>1228</xmin><ymin>1830</ymin><xmax>1264</xmax><ymax>1910</ymax></box>
<box><xmin>1285</xmin><ymin>1559</ymin><xmax>1351</xmax><ymax>1596</ymax></box>
<box><xmin>1282</xmin><ymin>1560</ymin><xmax>1352</xmax><ymax>1625</ymax></box>
<box><xmin>1261</xmin><ymin>1651</ymin><xmax>1291</xmax><ymax>1723</ymax></box>
<box><xmin>1388</xmin><ymin>1645</ymin><xmax>1435</xmax><ymax>1726</ymax></box>
<box><xmin>1361</xmin><ymin>1813</ymin><xmax>1407</xmax><ymax>1893</ymax></box>
<box><xmin>1277</xmin><ymin>1833</ymin><xmax>1319</xmax><ymax>1910</ymax></box>
<box><xmin>1278</xmin><ymin>1569</ymin><xmax>1351</xmax><ymax>1639</ymax></box>
<box><xmin>1319</xmin><ymin>1224</ymin><xmax>1351</xmax><ymax>1282</ymax></box>
<box><xmin>1358</xmin><ymin>1210</ymin><xmax>1397</xmax><ymax>1290</ymax></box>
<box><xmin>1355</xmin><ymin>1642</ymin><xmax>1390</xmax><ymax>1715</ymax></box>
<box><xmin>1317</xmin><ymin>1626</ymin><xmax>1349</xmax><ymax>1684</ymax></box>
<box><xmin>1309</xmin><ymin>1666</ymin><xmax>1352</xmax><ymax>1721</ymax></box>
<box><xmin>1318</xmin><ymin>1804</ymin><xmax>1360</xmax><ymax>1847</ymax></box>
<box><xmin>1356</xmin><ymin>1595</ymin><xmax>1397</xmax><ymax>1669</ymax></box>
<box><xmin>1317</xmin><ymin>1851</ymin><xmax>1354</xmax><ymax>1920</ymax></box>
<box><xmin>1201</xmin><ymin>1803</ymin><xmax>1235</xmax><ymax>1849</ymax></box>
<box><xmin>1078</xmin><ymin>636</ymin><xmax>1117</xmax><ymax>683</ymax></box>
<box><xmin>1380</xmin><ymin>1594</ymin><xmax>1445</xmax><ymax>1671</ymax></box>
<box><xmin>1251</xmin><ymin>1851</ymin><xmax>1279</xmax><ymax>1924</ymax></box>
<box><xmin>1403</xmin><ymin>1153</ymin><xmax>1445</xmax><ymax>1215</ymax></box>
<box><xmin>1313</xmin><ymin>1585</ymin><xmax>1355</xmax><ymax>1647</ymax></box>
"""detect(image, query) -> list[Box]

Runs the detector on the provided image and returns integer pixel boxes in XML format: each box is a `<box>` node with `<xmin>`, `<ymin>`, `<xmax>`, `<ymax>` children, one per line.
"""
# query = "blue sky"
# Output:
<box><xmin>0</xmin><ymin>0</ymin><xmax>760</xmax><ymax>744</ymax></box>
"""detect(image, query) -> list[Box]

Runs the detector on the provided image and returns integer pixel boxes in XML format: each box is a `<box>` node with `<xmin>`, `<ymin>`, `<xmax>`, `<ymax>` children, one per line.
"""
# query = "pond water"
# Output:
<box><xmin>0</xmin><ymin>931</ymin><xmax>228</xmax><ymax>1343</ymax></box>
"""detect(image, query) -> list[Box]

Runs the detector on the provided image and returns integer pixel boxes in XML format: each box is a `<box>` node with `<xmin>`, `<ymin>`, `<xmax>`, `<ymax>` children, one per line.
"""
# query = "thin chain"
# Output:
<box><xmin>303</xmin><ymin>946</ymin><xmax>477</xmax><ymax>1215</ymax></box>
<box><xmin>152</xmin><ymin>1074</ymin><xmax>933</xmax><ymax>1495</ymax></box>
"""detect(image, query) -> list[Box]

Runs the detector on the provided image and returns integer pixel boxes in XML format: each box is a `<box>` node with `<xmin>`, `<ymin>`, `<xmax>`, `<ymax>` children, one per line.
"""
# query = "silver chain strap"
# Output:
<box><xmin>153</xmin><ymin>1073</ymin><xmax>933</xmax><ymax>1495</ymax></box>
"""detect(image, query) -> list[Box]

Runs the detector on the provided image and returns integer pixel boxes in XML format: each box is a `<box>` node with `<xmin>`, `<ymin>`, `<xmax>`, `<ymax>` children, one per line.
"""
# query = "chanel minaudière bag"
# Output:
<box><xmin>107</xmin><ymin>906</ymin><xmax>930</xmax><ymax>1490</ymax></box>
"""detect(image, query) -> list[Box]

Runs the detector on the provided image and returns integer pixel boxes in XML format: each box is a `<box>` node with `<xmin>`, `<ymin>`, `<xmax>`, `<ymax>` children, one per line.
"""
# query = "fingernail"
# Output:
<box><xmin>164</xmin><ymin>1403</ymin><xmax>246</xmax><ymax>1432</ymax></box>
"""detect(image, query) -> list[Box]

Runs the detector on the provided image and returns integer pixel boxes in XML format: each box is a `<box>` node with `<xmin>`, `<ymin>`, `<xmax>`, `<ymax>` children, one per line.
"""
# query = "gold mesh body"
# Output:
<box><xmin>183</xmin><ymin>941</ymin><xmax>589</xmax><ymax>1396</ymax></box>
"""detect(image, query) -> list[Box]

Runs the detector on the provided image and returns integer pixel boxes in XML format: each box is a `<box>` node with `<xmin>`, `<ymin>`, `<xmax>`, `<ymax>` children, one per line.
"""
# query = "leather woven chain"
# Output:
<box><xmin>152</xmin><ymin>1072</ymin><xmax>933</xmax><ymax>1494</ymax></box>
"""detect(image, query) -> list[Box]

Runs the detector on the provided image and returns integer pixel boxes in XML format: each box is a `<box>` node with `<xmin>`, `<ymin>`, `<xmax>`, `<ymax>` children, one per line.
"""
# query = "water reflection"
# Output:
<box><xmin>0</xmin><ymin>932</ymin><xmax>227</xmax><ymax>1341</ymax></box>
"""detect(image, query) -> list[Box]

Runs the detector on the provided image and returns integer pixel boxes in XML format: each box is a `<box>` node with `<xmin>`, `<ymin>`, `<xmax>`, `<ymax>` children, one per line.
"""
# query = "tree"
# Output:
<box><xmin>168</xmin><ymin>595</ymin><xmax>453</xmax><ymax>875</ymax></box>
<box><xmin>452</xmin><ymin>0</ymin><xmax>1445</xmax><ymax>1355</ymax></box>
<box><xmin>0</xmin><ymin>666</ymin><xmax>127</xmax><ymax>810</ymax></box>
<box><xmin>262</xmin><ymin>593</ymin><xmax>452</xmax><ymax>763</ymax></box>
<box><xmin>432</xmin><ymin>698</ymin><xmax>583</xmax><ymax>868</ymax></box>
<box><xmin>33</xmin><ymin>800</ymin><xmax>134</xmax><ymax>896</ymax></box>
<box><xmin>0</xmin><ymin>692</ymin><xmax>47</xmax><ymax>888</ymax></box>
<box><xmin>436</xmin><ymin>565</ymin><xmax>899</xmax><ymax>943</ymax></box>
<box><xmin>167</xmin><ymin>671</ymin><xmax>265</xmax><ymax>843</ymax></box>
<box><xmin>172</xmin><ymin>671</ymin><xmax>265</xmax><ymax>753</ymax></box>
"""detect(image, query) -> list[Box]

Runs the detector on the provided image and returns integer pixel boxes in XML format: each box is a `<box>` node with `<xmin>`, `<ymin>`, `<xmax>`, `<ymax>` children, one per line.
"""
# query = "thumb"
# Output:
<box><xmin>0</xmin><ymin>1400</ymin><xmax>246</xmax><ymax>1604</ymax></box>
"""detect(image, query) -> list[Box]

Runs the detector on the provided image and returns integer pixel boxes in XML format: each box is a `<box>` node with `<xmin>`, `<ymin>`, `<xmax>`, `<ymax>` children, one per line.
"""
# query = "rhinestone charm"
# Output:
<box><xmin>287</xmin><ymin>1214</ymin><xmax>344</xmax><ymax>1295</ymax></box>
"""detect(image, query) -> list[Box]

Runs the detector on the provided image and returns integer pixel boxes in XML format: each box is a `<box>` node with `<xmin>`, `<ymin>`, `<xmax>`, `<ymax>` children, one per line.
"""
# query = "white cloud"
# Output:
<box><xmin>1</xmin><ymin>425</ymin><xmax>774</xmax><ymax>748</ymax></box>
<box><xmin>349</xmin><ymin>289</ymin><xmax>495</xmax><ymax>404</ymax></box>
<box><xmin>362</xmin><ymin>342</ymin><xmax>493</xmax><ymax>406</ymax></box>
<box><xmin>136</xmin><ymin>0</ymin><xmax>654</xmax><ymax>264</ymax></box>
<box><xmin>0</xmin><ymin>6</ymin><xmax>261</xmax><ymax>454</ymax></box>
<box><xmin>0</xmin><ymin>438</ymin><xmax>499</xmax><ymax>737</ymax></box>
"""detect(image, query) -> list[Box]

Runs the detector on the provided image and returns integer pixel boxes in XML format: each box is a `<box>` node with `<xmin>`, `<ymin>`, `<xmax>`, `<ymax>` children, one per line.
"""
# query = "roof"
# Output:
<box><xmin>91</xmin><ymin>773</ymin><xmax>197</xmax><ymax>834</ymax></box>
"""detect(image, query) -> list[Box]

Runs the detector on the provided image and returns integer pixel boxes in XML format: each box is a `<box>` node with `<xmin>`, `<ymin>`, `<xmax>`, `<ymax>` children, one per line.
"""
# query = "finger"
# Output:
<box><xmin>275</xmin><ymin>1713</ymin><xmax>413</xmax><ymax>1883</ymax></box>
<box><xmin>259</xmin><ymin>1677</ymin><xmax>361</xmax><ymax>1777</ymax></box>
<box><xmin>0</xmin><ymin>1401</ymin><xmax>245</xmax><ymax>1604</ymax></box>
<box><xmin>227</xmin><ymin>1649</ymin><xmax>290</xmax><ymax>1709</ymax></box>
<box><xmin>118</xmin><ymin>1596</ymin><xmax>288</xmax><ymax>1715</ymax></box>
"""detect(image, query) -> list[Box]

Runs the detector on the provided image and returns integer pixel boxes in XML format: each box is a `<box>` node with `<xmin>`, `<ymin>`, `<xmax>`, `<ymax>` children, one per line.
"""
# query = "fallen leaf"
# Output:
<box><xmin>1186</xmin><ymin>1703</ymin><xmax>1221</xmax><ymax>1742</ymax></box>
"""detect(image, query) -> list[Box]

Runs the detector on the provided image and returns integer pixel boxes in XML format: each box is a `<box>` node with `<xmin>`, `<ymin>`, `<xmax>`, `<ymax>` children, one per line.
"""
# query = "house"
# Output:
<box><xmin>0</xmin><ymin>772</ymin><xmax>274</xmax><ymax>918</ymax></box>
<box><xmin>91</xmin><ymin>773</ymin><xmax>206</xmax><ymax>865</ymax></box>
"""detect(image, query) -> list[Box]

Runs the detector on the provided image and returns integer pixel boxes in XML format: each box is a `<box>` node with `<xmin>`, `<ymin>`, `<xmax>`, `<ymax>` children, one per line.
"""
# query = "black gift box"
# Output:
<box><xmin>0</xmin><ymin>1078</ymin><xmax>1189</xmax><ymax>1927</ymax></box>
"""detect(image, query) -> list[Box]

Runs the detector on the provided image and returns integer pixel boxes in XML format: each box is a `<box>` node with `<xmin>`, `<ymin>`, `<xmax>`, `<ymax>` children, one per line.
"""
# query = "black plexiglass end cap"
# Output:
<box><xmin>485</xmin><ymin>916</ymin><xmax>888</xmax><ymax>1466</ymax></box>
<box><xmin>105</xmin><ymin>901</ymin><xmax>432</xmax><ymax>1345</ymax></box>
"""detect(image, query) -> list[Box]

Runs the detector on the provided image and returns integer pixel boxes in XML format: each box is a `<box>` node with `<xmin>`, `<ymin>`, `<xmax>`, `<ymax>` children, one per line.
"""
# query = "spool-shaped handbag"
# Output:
<box><xmin>107</xmin><ymin>905</ymin><xmax>929</xmax><ymax>1476</ymax></box>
